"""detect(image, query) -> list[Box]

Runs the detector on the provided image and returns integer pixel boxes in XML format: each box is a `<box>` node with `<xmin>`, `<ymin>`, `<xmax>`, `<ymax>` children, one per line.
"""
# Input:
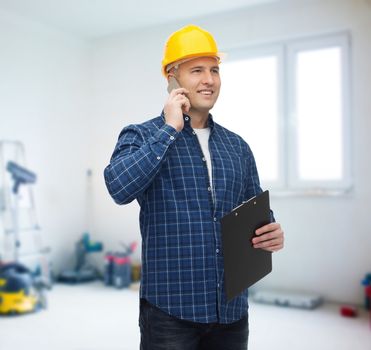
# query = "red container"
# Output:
<box><xmin>340</xmin><ymin>305</ymin><xmax>358</xmax><ymax>318</ymax></box>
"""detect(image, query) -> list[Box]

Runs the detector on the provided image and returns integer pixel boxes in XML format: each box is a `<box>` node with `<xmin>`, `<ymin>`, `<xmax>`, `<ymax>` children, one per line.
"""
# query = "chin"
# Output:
<box><xmin>205</xmin><ymin>103</ymin><xmax>216</xmax><ymax>111</ymax></box>
<box><xmin>199</xmin><ymin>101</ymin><xmax>216</xmax><ymax>109</ymax></box>
<box><xmin>195</xmin><ymin>105</ymin><xmax>213</xmax><ymax>113</ymax></box>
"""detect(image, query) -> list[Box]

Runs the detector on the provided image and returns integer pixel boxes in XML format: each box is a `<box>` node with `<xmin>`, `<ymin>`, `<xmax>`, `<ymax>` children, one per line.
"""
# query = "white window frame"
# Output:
<box><xmin>219</xmin><ymin>32</ymin><xmax>352</xmax><ymax>195</ymax></box>
<box><xmin>217</xmin><ymin>44</ymin><xmax>286</xmax><ymax>190</ymax></box>
<box><xmin>286</xmin><ymin>33</ymin><xmax>352</xmax><ymax>192</ymax></box>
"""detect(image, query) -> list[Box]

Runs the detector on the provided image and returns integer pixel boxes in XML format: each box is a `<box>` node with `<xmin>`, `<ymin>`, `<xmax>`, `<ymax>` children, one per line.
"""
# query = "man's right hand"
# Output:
<box><xmin>164</xmin><ymin>88</ymin><xmax>191</xmax><ymax>132</ymax></box>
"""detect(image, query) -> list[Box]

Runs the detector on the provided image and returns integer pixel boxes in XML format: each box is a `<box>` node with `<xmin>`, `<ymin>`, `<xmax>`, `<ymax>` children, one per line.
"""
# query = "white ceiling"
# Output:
<box><xmin>0</xmin><ymin>0</ymin><xmax>278</xmax><ymax>39</ymax></box>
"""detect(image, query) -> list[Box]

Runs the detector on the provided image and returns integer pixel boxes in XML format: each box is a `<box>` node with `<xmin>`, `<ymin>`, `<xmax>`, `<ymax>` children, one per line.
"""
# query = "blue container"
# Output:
<box><xmin>112</xmin><ymin>254</ymin><xmax>131</xmax><ymax>289</ymax></box>
<box><xmin>104</xmin><ymin>252</ymin><xmax>114</xmax><ymax>286</ymax></box>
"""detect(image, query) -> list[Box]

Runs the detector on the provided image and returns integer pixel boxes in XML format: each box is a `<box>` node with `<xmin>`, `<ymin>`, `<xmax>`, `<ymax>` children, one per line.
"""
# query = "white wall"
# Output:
<box><xmin>1</xmin><ymin>0</ymin><xmax>369</xmax><ymax>303</ymax></box>
<box><xmin>91</xmin><ymin>0</ymin><xmax>371</xmax><ymax>304</ymax></box>
<box><xmin>0</xmin><ymin>9</ymin><xmax>92</xmax><ymax>272</ymax></box>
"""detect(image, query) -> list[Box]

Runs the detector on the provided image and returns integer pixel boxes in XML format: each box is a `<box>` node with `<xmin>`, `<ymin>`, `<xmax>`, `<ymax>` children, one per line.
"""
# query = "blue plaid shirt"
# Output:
<box><xmin>104</xmin><ymin>113</ymin><xmax>264</xmax><ymax>324</ymax></box>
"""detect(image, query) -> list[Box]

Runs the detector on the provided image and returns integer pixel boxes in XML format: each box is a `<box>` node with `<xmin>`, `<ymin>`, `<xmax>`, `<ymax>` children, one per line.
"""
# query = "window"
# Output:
<box><xmin>213</xmin><ymin>33</ymin><xmax>351</xmax><ymax>194</ymax></box>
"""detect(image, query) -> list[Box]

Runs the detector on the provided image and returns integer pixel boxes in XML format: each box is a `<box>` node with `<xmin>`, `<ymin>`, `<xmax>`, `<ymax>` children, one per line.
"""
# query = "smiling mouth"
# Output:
<box><xmin>198</xmin><ymin>90</ymin><xmax>213</xmax><ymax>95</ymax></box>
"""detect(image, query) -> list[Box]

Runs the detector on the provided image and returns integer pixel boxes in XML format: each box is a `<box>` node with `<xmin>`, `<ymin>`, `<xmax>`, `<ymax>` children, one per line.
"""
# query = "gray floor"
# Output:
<box><xmin>1</xmin><ymin>282</ymin><xmax>370</xmax><ymax>350</ymax></box>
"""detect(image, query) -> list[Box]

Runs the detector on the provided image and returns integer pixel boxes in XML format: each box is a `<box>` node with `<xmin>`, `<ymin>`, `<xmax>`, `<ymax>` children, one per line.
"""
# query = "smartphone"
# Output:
<box><xmin>167</xmin><ymin>76</ymin><xmax>181</xmax><ymax>94</ymax></box>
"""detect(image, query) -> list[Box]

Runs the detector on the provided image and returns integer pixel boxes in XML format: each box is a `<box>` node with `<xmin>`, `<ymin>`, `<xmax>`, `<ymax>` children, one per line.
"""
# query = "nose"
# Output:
<box><xmin>202</xmin><ymin>71</ymin><xmax>214</xmax><ymax>85</ymax></box>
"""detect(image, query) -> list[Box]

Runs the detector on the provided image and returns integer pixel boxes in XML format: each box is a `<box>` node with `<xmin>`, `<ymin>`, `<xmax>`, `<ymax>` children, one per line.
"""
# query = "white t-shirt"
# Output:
<box><xmin>193</xmin><ymin>127</ymin><xmax>213</xmax><ymax>189</ymax></box>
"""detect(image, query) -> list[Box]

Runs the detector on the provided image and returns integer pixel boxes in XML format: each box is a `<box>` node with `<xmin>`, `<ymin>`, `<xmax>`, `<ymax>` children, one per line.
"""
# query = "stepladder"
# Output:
<box><xmin>0</xmin><ymin>140</ymin><xmax>51</xmax><ymax>282</ymax></box>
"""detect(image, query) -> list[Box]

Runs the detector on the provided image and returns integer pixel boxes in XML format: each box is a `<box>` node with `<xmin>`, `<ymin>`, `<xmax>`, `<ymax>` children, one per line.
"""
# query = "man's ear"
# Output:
<box><xmin>167</xmin><ymin>73</ymin><xmax>176</xmax><ymax>83</ymax></box>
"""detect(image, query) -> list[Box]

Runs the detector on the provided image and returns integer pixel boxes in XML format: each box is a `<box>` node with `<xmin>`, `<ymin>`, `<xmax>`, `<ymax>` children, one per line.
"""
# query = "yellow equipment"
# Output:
<box><xmin>0</xmin><ymin>287</ymin><xmax>38</xmax><ymax>314</ymax></box>
<box><xmin>0</xmin><ymin>263</ymin><xmax>47</xmax><ymax>315</ymax></box>
<box><xmin>161</xmin><ymin>24</ymin><xmax>224</xmax><ymax>76</ymax></box>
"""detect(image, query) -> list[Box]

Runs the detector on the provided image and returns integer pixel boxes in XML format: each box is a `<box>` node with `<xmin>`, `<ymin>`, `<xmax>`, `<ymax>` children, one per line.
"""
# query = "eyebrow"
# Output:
<box><xmin>189</xmin><ymin>65</ymin><xmax>219</xmax><ymax>70</ymax></box>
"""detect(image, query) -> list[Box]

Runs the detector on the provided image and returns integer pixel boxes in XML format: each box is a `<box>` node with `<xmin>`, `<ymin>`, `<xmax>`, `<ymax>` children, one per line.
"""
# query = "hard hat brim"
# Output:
<box><xmin>163</xmin><ymin>52</ymin><xmax>226</xmax><ymax>77</ymax></box>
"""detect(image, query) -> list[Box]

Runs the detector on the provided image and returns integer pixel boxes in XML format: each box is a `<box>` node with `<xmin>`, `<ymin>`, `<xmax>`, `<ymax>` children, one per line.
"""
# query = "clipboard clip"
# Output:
<box><xmin>232</xmin><ymin>195</ymin><xmax>258</xmax><ymax>215</ymax></box>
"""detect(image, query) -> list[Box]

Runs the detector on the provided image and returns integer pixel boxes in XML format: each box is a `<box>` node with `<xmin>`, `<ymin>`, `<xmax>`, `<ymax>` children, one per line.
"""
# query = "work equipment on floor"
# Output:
<box><xmin>0</xmin><ymin>262</ymin><xmax>49</xmax><ymax>315</ymax></box>
<box><xmin>252</xmin><ymin>289</ymin><xmax>323</xmax><ymax>309</ymax></box>
<box><xmin>104</xmin><ymin>241</ymin><xmax>138</xmax><ymax>289</ymax></box>
<box><xmin>58</xmin><ymin>233</ymin><xmax>103</xmax><ymax>284</ymax></box>
<box><xmin>0</xmin><ymin>141</ymin><xmax>52</xmax><ymax>285</ymax></box>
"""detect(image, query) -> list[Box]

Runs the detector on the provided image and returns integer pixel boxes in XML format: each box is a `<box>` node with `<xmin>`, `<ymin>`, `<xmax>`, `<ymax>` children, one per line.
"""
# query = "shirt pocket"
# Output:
<box><xmin>213</xmin><ymin>148</ymin><xmax>247</xmax><ymax>207</ymax></box>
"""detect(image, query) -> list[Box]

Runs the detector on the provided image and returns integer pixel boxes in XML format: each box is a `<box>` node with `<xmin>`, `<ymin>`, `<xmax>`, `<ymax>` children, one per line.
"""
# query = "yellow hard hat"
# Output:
<box><xmin>161</xmin><ymin>24</ymin><xmax>223</xmax><ymax>77</ymax></box>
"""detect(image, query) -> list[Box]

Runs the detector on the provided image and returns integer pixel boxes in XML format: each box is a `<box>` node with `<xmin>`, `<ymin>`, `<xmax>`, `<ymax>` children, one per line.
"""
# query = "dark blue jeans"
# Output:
<box><xmin>139</xmin><ymin>298</ymin><xmax>249</xmax><ymax>350</ymax></box>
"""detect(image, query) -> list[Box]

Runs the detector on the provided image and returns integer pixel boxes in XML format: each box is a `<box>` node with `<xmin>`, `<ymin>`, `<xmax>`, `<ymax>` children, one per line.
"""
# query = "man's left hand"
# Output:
<box><xmin>252</xmin><ymin>222</ymin><xmax>284</xmax><ymax>252</ymax></box>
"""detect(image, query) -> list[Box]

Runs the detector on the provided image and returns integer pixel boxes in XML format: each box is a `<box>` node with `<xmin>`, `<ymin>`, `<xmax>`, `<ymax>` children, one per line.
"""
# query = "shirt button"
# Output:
<box><xmin>156</xmin><ymin>156</ymin><xmax>161</xmax><ymax>160</ymax></box>
<box><xmin>185</xmin><ymin>116</ymin><xmax>189</xmax><ymax>121</ymax></box>
<box><xmin>192</xmin><ymin>131</ymin><xmax>196</xmax><ymax>135</ymax></box>
<box><xmin>170</xmin><ymin>136</ymin><xmax>175</xmax><ymax>140</ymax></box>
<box><xmin>213</xmin><ymin>217</ymin><xmax>217</xmax><ymax>222</ymax></box>
<box><xmin>216</xmin><ymin>249</ymin><xmax>219</xmax><ymax>254</ymax></box>
<box><xmin>217</xmin><ymin>283</ymin><xmax>220</xmax><ymax>288</ymax></box>
<box><xmin>208</xmin><ymin>187</ymin><xmax>211</xmax><ymax>191</ymax></box>
<box><xmin>202</xmin><ymin>157</ymin><xmax>206</xmax><ymax>162</ymax></box>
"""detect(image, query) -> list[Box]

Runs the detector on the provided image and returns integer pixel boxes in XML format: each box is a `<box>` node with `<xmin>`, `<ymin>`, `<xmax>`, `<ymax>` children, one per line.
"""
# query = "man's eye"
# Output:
<box><xmin>192</xmin><ymin>69</ymin><xmax>202</xmax><ymax>73</ymax></box>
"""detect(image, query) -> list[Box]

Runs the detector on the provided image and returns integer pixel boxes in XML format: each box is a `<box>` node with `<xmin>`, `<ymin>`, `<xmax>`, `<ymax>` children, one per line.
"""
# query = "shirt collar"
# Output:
<box><xmin>160</xmin><ymin>111</ymin><xmax>215</xmax><ymax>132</ymax></box>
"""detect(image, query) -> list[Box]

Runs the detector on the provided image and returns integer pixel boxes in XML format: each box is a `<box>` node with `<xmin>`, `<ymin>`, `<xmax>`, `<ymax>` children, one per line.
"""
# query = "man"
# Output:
<box><xmin>104</xmin><ymin>24</ymin><xmax>284</xmax><ymax>350</ymax></box>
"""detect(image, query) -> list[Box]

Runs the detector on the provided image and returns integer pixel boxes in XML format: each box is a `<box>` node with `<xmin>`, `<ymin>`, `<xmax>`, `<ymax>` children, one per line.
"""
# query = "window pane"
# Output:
<box><xmin>296</xmin><ymin>47</ymin><xmax>343</xmax><ymax>180</ymax></box>
<box><xmin>213</xmin><ymin>56</ymin><xmax>279</xmax><ymax>182</ymax></box>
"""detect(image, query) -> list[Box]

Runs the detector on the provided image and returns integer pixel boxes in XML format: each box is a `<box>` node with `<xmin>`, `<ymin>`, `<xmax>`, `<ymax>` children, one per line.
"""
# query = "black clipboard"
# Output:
<box><xmin>221</xmin><ymin>190</ymin><xmax>272</xmax><ymax>301</ymax></box>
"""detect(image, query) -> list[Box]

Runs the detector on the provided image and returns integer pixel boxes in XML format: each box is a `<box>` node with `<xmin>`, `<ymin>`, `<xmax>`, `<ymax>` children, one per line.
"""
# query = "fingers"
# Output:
<box><xmin>169</xmin><ymin>87</ymin><xmax>189</xmax><ymax>97</ymax></box>
<box><xmin>253</xmin><ymin>238</ymin><xmax>284</xmax><ymax>252</ymax></box>
<box><xmin>252</xmin><ymin>222</ymin><xmax>284</xmax><ymax>252</ymax></box>
<box><xmin>167</xmin><ymin>89</ymin><xmax>190</xmax><ymax>110</ymax></box>
<box><xmin>182</xmin><ymin>96</ymin><xmax>191</xmax><ymax>113</ymax></box>
<box><xmin>164</xmin><ymin>88</ymin><xmax>191</xmax><ymax>131</ymax></box>
<box><xmin>255</xmin><ymin>222</ymin><xmax>280</xmax><ymax>235</ymax></box>
<box><xmin>170</xmin><ymin>91</ymin><xmax>191</xmax><ymax>113</ymax></box>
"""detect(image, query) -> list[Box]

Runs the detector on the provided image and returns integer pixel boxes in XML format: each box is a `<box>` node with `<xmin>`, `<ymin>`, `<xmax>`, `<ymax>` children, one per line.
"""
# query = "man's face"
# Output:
<box><xmin>174</xmin><ymin>57</ymin><xmax>221</xmax><ymax>116</ymax></box>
